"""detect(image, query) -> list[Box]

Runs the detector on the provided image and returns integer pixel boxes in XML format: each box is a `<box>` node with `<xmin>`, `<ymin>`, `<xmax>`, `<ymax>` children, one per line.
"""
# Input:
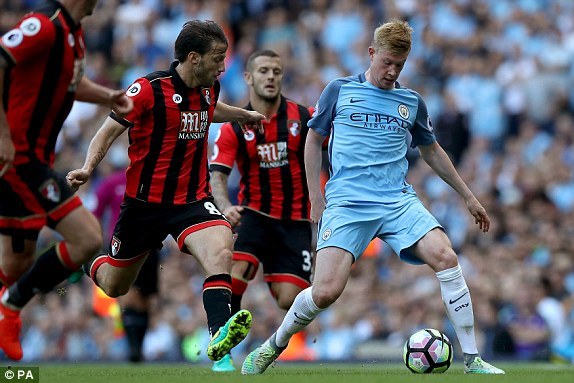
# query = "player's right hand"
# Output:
<box><xmin>66</xmin><ymin>168</ymin><xmax>91</xmax><ymax>190</ymax></box>
<box><xmin>223</xmin><ymin>205</ymin><xmax>244</xmax><ymax>227</ymax></box>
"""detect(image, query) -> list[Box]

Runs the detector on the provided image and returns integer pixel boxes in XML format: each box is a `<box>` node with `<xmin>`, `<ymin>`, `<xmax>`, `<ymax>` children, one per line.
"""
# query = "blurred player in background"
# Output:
<box><xmin>0</xmin><ymin>0</ymin><xmax>132</xmax><ymax>361</ymax></box>
<box><xmin>210</xmin><ymin>49</ymin><xmax>317</xmax><ymax>371</ymax></box>
<box><xmin>242</xmin><ymin>20</ymin><xmax>505</xmax><ymax>375</ymax></box>
<box><xmin>66</xmin><ymin>20</ymin><xmax>265</xmax><ymax>362</ymax></box>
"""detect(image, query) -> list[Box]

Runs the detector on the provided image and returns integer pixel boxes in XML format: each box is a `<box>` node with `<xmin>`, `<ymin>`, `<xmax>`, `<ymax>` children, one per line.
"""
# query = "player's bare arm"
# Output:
<box><xmin>66</xmin><ymin>117</ymin><xmax>127</xmax><ymax>188</ymax></box>
<box><xmin>418</xmin><ymin>142</ymin><xmax>490</xmax><ymax>232</ymax></box>
<box><xmin>304</xmin><ymin>129</ymin><xmax>327</xmax><ymax>223</ymax></box>
<box><xmin>213</xmin><ymin>102</ymin><xmax>265</xmax><ymax>133</ymax></box>
<box><xmin>75</xmin><ymin>76</ymin><xmax>133</xmax><ymax>116</ymax></box>
<box><xmin>0</xmin><ymin>55</ymin><xmax>14</xmax><ymax>177</ymax></box>
<box><xmin>211</xmin><ymin>170</ymin><xmax>244</xmax><ymax>227</ymax></box>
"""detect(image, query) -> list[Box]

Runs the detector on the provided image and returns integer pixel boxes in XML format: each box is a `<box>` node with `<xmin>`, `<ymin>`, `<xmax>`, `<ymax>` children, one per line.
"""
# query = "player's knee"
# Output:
<box><xmin>428</xmin><ymin>247</ymin><xmax>458</xmax><ymax>272</ymax></box>
<box><xmin>100</xmin><ymin>282</ymin><xmax>129</xmax><ymax>298</ymax></box>
<box><xmin>217</xmin><ymin>247</ymin><xmax>233</xmax><ymax>263</ymax></box>
<box><xmin>276</xmin><ymin>293</ymin><xmax>297</xmax><ymax>310</ymax></box>
<box><xmin>311</xmin><ymin>285</ymin><xmax>340</xmax><ymax>309</ymax></box>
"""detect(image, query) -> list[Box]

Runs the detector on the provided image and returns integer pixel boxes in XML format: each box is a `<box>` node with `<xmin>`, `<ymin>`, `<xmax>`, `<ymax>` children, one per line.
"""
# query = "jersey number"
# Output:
<box><xmin>302</xmin><ymin>250</ymin><xmax>312</xmax><ymax>272</ymax></box>
<box><xmin>204</xmin><ymin>201</ymin><xmax>222</xmax><ymax>215</ymax></box>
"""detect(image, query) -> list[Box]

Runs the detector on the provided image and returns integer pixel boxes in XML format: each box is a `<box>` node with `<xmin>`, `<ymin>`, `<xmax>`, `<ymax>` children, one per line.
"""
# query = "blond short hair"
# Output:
<box><xmin>372</xmin><ymin>20</ymin><xmax>413</xmax><ymax>55</ymax></box>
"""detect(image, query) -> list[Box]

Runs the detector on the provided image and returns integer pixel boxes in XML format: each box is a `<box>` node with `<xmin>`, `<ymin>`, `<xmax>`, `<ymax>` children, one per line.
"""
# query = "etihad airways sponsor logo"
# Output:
<box><xmin>350</xmin><ymin>112</ymin><xmax>410</xmax><ymax>131</ymax></box>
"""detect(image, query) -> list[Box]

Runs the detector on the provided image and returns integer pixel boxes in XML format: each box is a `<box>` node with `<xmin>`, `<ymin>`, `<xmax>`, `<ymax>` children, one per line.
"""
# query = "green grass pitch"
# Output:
<box><xmin>26</xmin><ymin>362</ymin><xmax>573</xmax><ymax>383</ymax></box>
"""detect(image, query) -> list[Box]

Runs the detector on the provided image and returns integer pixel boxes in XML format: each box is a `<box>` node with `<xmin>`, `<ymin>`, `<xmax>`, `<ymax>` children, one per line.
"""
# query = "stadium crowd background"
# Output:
<box><xmin>1</xmin><ymin>0</ymin><xmax>573</xmax><ymax>364</ymax></box>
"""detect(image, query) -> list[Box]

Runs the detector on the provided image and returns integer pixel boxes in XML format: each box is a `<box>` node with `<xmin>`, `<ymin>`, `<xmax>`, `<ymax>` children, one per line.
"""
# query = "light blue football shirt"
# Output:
<box><xmin>308</xmin><ymin>73</ymin><xmax>436</xmax><ymax>205</ymax></box>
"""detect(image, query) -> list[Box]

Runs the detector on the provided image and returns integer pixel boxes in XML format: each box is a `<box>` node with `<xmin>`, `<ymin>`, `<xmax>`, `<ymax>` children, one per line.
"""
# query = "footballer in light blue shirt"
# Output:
<box><xmin>241</xmin><ymin>21</ymin><xmax>504</xmax><ymax>375</ymax></box>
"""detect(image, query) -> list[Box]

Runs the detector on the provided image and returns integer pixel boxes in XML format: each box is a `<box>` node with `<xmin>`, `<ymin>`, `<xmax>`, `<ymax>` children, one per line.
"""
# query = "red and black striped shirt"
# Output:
<box><xmin>210</xmin><ymin>97</ymin><xmax>313</xmax><ymax>221</ymax></box>
<box><xmin>113</xmin><ymin>61</ymin><xmax>219</xmax><ymax>205</ymax></box>
<box><xmin>0</xmin><ymin>0</ymin><xmax>86</xmax><ymax>166</ymax></box>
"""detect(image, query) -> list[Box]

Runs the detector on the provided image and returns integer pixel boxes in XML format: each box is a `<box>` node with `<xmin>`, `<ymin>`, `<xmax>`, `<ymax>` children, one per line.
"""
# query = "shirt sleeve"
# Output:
<box><xmin>308</xmin><ymin>79</ymin><xmax>345</xmax><ymax>137</ymax></box>
<box><xmin>209</xmin><ymin>122</ymin><xmax>238</xmax><ymax>175</ymax></box>
<box><xmin>111</xmin><ymin>78</ymin><xmax>153</xmax><ymax>128</ymax></box>
<box><xmin>409</xmin><ymin>90</ymin><xmax>437</xmax><ymax>148</ymax></box>
<box><xmin>0</xmin><ymin>14</ymin><xmax>55</xmax><ymax>66</ymax></box>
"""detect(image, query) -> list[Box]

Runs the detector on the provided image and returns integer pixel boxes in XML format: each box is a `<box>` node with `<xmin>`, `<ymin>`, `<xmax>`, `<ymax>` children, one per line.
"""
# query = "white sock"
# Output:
<box><xmin>436</xmin><ymin>264</ymin><xmax>478</xmax><ymax>354</ymax></box>
<box><xmin>275</xmin><ymin>287</ymin><xmax>323</xmax><ymax>347</ymax></box>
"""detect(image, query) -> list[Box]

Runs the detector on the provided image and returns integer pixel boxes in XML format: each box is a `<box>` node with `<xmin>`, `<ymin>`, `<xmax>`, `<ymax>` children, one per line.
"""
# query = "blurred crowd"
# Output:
<box><xmin>1</xmin><ymin>0</ymin><xmax>574</xmax><ymax>364</ymax></box>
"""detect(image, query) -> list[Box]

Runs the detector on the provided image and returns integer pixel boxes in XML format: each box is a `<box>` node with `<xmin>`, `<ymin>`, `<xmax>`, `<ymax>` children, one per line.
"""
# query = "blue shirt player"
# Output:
<box><xmin>242</xmin><ymin>20</ymin><xmax>505</xmax><ymax>375</ymax></box>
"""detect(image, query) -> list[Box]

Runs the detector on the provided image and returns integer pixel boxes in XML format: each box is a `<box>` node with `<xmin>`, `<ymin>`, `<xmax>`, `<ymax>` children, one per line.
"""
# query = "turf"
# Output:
<box><xmin>23</xmin><ymin>362</ymin><xmax>574</xmax><ymax>383</ymax></box>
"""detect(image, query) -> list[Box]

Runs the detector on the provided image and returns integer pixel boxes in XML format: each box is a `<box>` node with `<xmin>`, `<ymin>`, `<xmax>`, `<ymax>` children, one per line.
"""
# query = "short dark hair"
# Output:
<box><xmin>245</xmin><ymin>49</ymin><xmax>279</xmax><ymax>72</ymax></box>
<box><xmin>174</xmin><ymin>20</ymin><xmax>228</xmax><ymax>62</ymax></box>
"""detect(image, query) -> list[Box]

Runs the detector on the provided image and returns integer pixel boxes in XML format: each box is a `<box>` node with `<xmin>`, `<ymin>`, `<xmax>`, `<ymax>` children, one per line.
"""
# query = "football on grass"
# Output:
<box><xmin>403</xmin><ymin>328</ymin><xmax>453</xmax><ymax>373</ymax></box>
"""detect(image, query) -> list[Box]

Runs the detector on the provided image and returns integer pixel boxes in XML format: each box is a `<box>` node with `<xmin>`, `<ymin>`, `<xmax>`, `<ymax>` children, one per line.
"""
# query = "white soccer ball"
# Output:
<box><xmin>403</xmin><ymin>328</ymin><xmax>453</xmax><ymax>373</ymax></box>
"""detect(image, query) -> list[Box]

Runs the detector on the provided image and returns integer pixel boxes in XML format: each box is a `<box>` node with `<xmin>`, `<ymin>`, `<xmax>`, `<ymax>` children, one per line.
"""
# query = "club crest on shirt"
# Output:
<box><xmin>288</xmin><ymin>120</ymin><xmax>301</xmax><ymax>136</ymax></box>
<box><xmin>398</xmin><ymin>104</ymin><xmax>410</xmax><ymax>119</ymax></box>
<box><xmin>39</xmin><ymin>179</ymin><xmax>61</xmax><ymax>203</ymax></box>
<box><xmin>111</xmin><ymin>236</ymin><xmax>121</xmax><ymax>256</ymax></box>
<box><xmin>202</xmin><ymin>88</ymin><xmax>211</xmax><ymax>105</ymax></box>
<box><xmin>68</xmin><ymin>33</ymin><xmax>75</xmax><ymax>47</ymax></box>
<box><xmin>172</xmin><ymin>94</ymin><xmax>182</xmax><ymax>104</ymax></box>
<box><xmin>322</xmin><ymin>228</ymin><xmax>332</xmax><ymax>241</ymax></box>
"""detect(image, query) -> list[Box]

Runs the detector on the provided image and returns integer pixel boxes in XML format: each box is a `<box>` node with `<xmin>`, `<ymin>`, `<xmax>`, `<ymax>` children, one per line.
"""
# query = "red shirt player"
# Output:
<box><xmin>66</xmin><ymin>20</ymin><xmax>265</xmax><ymax>364</ymax></box>
<box><xmin>0</xmin><ymin>0</ymin><xmax>132</xmax><ymax>361</ymax></box>
<box><xmin>210</xmin><ymin>51</ymin><xmax>324</xmax><ymax>371</ymax></box>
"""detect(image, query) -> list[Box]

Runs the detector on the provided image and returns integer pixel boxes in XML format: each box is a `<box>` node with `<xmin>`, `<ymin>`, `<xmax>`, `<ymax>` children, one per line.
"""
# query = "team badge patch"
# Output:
<box><xmin>202</xmin><ymin>88</ymin><xmax>211</xmax><ymax>105</ymax></box>
<box><xmin>288</xmin><ymin>120</ymin><xmax>301</xmax><ymax>136</ymax></box>
<box><xmin>173</xmin><ymin>94</ymin><xmax>182</xmax><ymax>104</ymax></box>
<box><xmin>67</xmin><ymin>33</ymin><xmax>75</xmax><ymax>47</ymax></box>
<box><xmin>111</xmin><ymin>236</ymin><xmax>121</xmax><ymax>256</ymax></box>
<box><xmin>398</xmin><ymin>104</ymin><xmax>410</xmax><ymax>119</ymax></box>
<box><xmin>2</xmin><ymin>29</ymin><xmax>23</xmax><ymax>47</ymax></box>
<box><xmin>244</xmin><ymin>130</ymin><xmax>255</xmax><ymax>141</ymax></box>
<box><xmin>322</xmin><ymin>228</ymin><xmax>332</xmax><ymax>240</ymax></box>
<box><xmin>20</xmin><ymin>17</ymin><xmax>41</xmax><ymax>36</ymax></box>
<box><xmin>127</xmin><ymin>83</ymin><xmax>141</xmax><ymax>97</ymax></box>
<box><xmin>39</xmin><ymin>179</ymin><xmax>61</xmax><ymax>203</ymax></box>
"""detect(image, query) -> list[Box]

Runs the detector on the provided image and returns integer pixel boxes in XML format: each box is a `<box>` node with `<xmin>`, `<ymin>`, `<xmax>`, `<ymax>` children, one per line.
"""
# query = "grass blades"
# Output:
<box><xmin>24</xmin><ymin>362</ymin><xmax>574</xmax><ymax>383</ymax></box>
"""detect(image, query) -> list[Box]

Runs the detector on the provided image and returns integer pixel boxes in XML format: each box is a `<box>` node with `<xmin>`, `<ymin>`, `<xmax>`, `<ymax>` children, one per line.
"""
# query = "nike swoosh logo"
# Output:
<box><xmin>349</xmin><ymin>98</ymin><xmax>364</xmax><ymax>103</ymax></box>
<box><xmin>293</xmin><ymin>312</ymin><xmax>310</xmax><ymax>322</ymax></box>
<box><xmin>449</xmin><ymin>291</ymin><xmax>469</xmax><ymax>305</ymax></box>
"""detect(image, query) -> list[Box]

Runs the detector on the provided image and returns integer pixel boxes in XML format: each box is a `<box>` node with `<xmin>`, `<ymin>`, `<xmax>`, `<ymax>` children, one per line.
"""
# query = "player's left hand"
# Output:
<box><xmin>466</xmin><ymin>198</ymin><xmax>490</xmax><ymax>232</ymax></box>
<box><xmin>109</xmin><ymin>89</ymin><xmax>134</xmax><ymax>117</ymax></box>
<box><xmin>239</xmin><ymin>111</ymin><xmax>265</xmax><ymax>134</ymax></box>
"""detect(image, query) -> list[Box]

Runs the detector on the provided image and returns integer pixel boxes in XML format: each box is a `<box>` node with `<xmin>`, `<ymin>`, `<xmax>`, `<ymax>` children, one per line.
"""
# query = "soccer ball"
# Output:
<box><xmin>403</xmin><ymin>328</ymin><xmax>453</xmax><ymax>373</ymax></box>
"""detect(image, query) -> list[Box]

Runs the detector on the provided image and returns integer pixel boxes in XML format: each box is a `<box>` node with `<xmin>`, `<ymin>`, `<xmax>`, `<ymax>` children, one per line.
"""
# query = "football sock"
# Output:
<box><xmin>121</xmin><ymin>308</ymin><xmax>149</xmax><ymax>363</ymax></box>
<box><xmin>6</xmin><ymin>242</ymin><xmax>76</xmax><ymax>309</ymax></box>
<box><xmin>202</xmin><ymin>274</ymin><xmax>232</xmax><ymax>336</ymax></box>
<box><xmin>436</xmin><ymin>264</ymin><xmax>478</xmax><ymax>354</ymax></box>
<box><xmin>275</xmin><ymin>287</ymin><xmax>323</xmax><ymax>348</ymax></box>
<box><xmin>230</xmin><ymin>276</ymin><xmax>248</xmax><ymax>314</ymax></box>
